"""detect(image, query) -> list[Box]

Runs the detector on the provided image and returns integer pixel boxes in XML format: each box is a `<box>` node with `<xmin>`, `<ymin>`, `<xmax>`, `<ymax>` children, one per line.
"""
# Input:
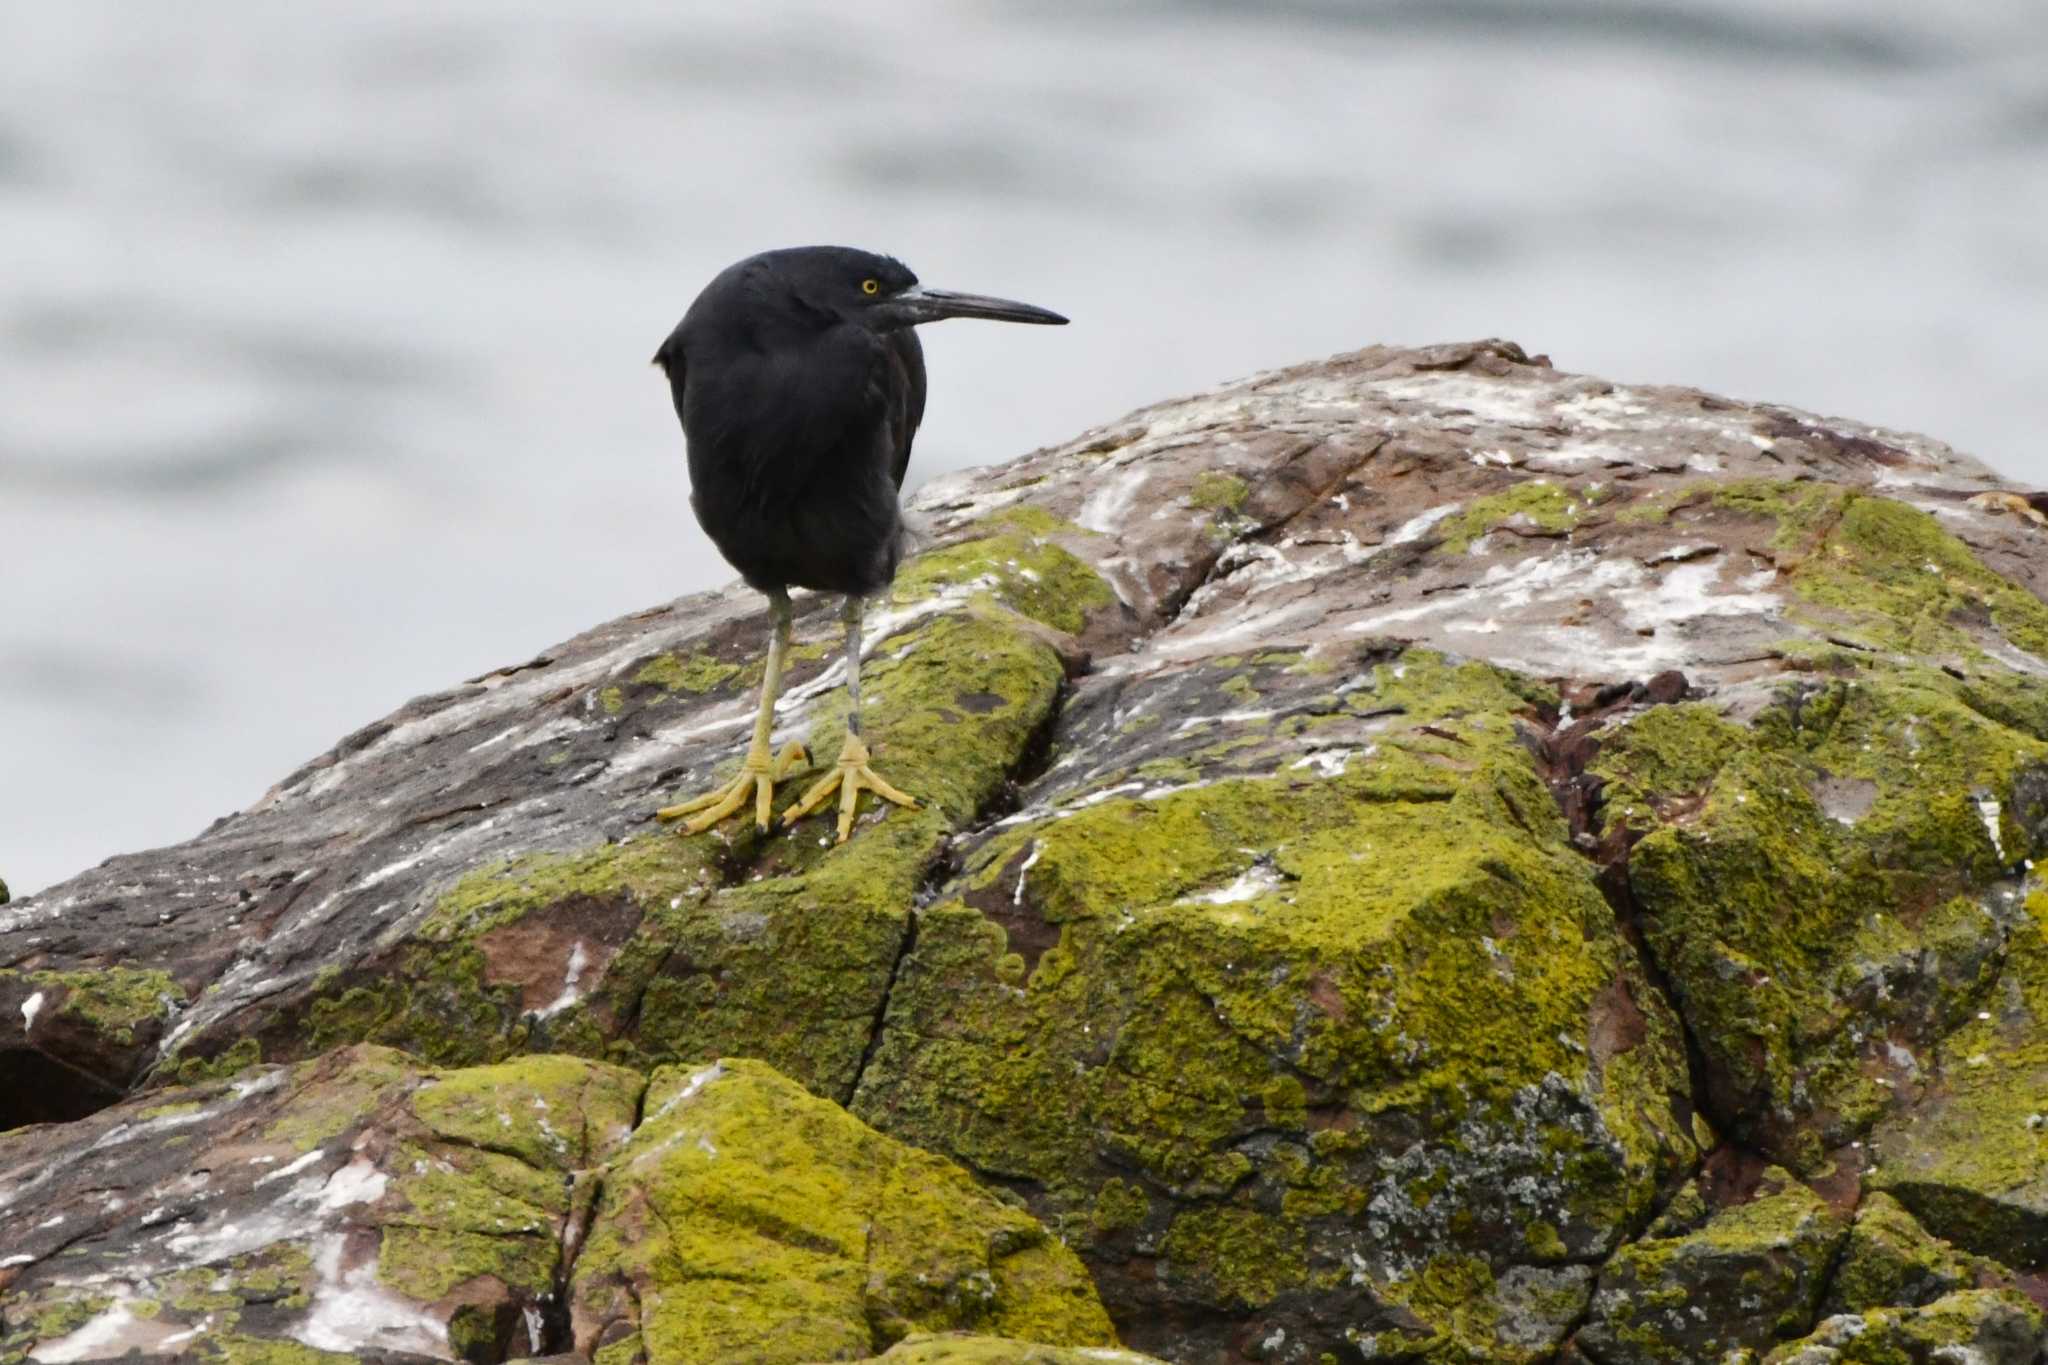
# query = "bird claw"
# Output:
<box><xmin>780</xmin><ymin>733</ymin><xmax>916</xmax><ymax>843</ymax></box>
<box><xmin>657</xmin><ymin>741</ymin><xmax>810</xmax><ymax>834</ymax></box>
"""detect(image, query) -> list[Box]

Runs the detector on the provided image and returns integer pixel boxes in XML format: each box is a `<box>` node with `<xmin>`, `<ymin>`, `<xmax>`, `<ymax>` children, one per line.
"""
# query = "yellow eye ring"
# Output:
<box><xmin>861</xmin><ymin>278</ymin><xmax>880</xmax><ymax>295</ymax></box>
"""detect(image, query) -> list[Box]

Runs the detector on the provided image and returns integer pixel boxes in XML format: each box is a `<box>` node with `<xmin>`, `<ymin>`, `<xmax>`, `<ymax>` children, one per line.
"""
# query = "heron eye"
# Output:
<box><xmin>861</xmin><ymin>278</ymin><xmax>880</xmax><ymax>296</ymax></box>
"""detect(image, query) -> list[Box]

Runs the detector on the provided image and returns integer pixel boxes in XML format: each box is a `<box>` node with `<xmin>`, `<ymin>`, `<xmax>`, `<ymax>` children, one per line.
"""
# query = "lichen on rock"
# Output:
<box><xmin>7</xmin><ymin>339</ymin><xmax>2048</xmax><ymax>1361</ymax></box>
<box><xmin>849</xmin><ymin>1334</ymin><xmax>1170</xmax><ymax>1364</ymax></box>
<box><xmin>853</xmin><ymin>646</ymin><xmax>1699</xmax><ymax>1362</ymax></box>
<box><xmin>0</xmin><ymin>1045</ymin><xmax>641</xmax><ymax>1364</ymax></box>
<box><xmin>1864</xmin><ymin>889</ymin><xmax>2048</xmax><ymax>1266</ymax></box>
<box><xmin>1575</xmin><ymin>1165</ymin><xmax>1847</xmax><ymax>1363</ymax></box>
<box><xmin>1820</xmin><ymin>1192</ymin><xmax>2004</xmax><ymax>1317</ymax></box>
<box><xmin>1762</xmin><ymin>1288</ymin><xmax>2045</xmax><ymax>1365</ymax></box>
<box><xmin>567</xmin><ymin>1058</ymin><xmax>1117</xmax><ymax>1365</ymax></box>
<box><xmin>1595</xmin><ymin>667</ymin><xmax>2048</xmax><ymax>1167</ymax></box>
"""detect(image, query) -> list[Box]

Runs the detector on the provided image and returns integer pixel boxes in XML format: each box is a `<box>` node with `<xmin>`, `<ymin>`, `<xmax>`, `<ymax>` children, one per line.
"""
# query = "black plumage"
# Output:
<box><xmin>650</xmin><ymin>245</ymin><xmax>1065</xmax><ymax>841</ymax></box>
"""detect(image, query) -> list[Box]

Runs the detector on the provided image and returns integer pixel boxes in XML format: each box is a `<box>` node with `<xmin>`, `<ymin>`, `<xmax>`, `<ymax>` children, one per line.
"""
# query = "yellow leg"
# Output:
<box><xmin>657</xmin><ymin>590</ymin><xmax>807</xmax><ymax>834</ymax></box>
<box><xmin>780</xmin><ymin>595</ymin><xmax>916</xmax><ymax>843</ymax></box>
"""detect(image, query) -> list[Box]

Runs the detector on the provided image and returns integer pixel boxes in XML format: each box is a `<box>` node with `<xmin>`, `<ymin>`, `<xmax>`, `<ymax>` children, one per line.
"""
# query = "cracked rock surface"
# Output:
<box><xmin>0</xmin><ymin>1048</ymin><xmax>1125</xmax><ymax>1364</ymax></box>
<box><xmin>5</xmin><ymin>339</ymin><xmax>2048</xmax><ymax>1362</ymax></box>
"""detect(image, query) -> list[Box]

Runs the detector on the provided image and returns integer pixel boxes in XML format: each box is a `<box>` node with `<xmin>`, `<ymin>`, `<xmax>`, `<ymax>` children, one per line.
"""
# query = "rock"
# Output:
<box><xmin>1762</xmin><ymin>1289</ymin><xmax>2045</xmax><ymax>1365</ymax></box>
<box><xmin>1574</xmin><ymin>1165</ymin><xmax>1847</xmax><ymax>1363</ymax></box>
<box><xmin>847</xmin><ymin>1336</ymin><xmax>1168</xmax><ymax>1364</ymax></box>
<box><xmin>1591</xmin><ymin>624</ymin><xmax>2048</xmax><ymax>1170</ymax></box>
<box><xmin>0</xmin><ymin>1044</ymin><xmax>642</xmax><ymax>1363</ymax></box>
<box><xmin>0</xmin><ymin>1048</ymin><xmax>1119</xmax><ymax>1364</ymax></box>
<box><xmin>1865</xmin><ymin>890</ymin><xmax>2048</xmax><ymax>1266</ymax></box>
<box><xmin>852</xmin><ymin>647</ymin><xmax>1695</xmax><ymax>1363</ymax></box>
<box><xmin>567</xmin><ymin>1058</ymin><xmax>1115</xmax><ymax>1364</ymax></box>
<box><xmin>5</xmin><ymin>339</ymin><xmax>2048</xmax><ymax>1359</ymax></box>
<box><xmin>1821</xmin><ymin>1192</ymin><xmax>2005</xmax><ymax>1316</ymax></box>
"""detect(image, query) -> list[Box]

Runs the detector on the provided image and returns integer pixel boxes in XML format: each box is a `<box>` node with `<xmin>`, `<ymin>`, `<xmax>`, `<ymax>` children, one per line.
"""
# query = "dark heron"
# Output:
<box><xmin>651</xmin><ymin>246</ymin><xmax>1067</xmax><ymax>841</ymax></box>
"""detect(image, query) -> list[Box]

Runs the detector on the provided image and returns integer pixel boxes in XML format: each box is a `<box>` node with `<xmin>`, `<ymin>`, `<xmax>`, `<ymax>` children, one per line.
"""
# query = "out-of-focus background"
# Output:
<box><xmin>5</xmin><ymin>2</ymin><xmax>2046</xmax><ymax>895</ymax></box>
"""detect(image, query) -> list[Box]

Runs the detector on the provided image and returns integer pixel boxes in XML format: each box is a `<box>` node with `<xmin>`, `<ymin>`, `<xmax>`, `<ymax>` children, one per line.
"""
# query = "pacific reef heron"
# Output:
<box><xmin>652</xmin><ymin>246</ymin><xmax>1067</xmax><ymax>841</ymax></box>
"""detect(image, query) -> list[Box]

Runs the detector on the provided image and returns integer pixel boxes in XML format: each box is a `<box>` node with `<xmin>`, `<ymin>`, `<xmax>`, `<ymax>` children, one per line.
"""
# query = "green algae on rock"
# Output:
<box><xmin>1433</xmin><ymin>478</ymin><xmax>1590</xmax><ymax>554</ymax></box>
<box><xmin>1865</xmin><ymin>889</ymin><xmax>2048</xmax><ymax>1266</ymax></box>
<box><xmin>0</xmin><ymin>965</ymin><xmax>187</xmax><ymax>1123</ymax></box>
<box><xmin>0</xmin><ymin>1045</ymin><xmax>642</xmax><ymax>1365</ymax></box>
<box><xmin>846</xmin><ymin>1334</ymin><xmax>1170</xmax><ymax>1364</ymax></box>
<box><xmin>567</xmin><ymin>1058</ymin><xmax>1118</xmax><ymax>1365</ymax></box>
<box><xmin>1594</xmin><ymin>668</ymin><xmax>2048</xmax><ymax>1168</ymax></box>
<box><xmin>197</xmin><ymin>558</ymin><xmax>1080</xmax><ymax>1100</ymax></box>
<box><xmin>1761</xmin><ymin>1288</ymin><xmax>2045</xmax><ymax>1365</ymax></box>
<box><xmin>1575</xmin><ymin>1166</ymin><xmax>1847</xmax><ymax>1364</ymax></box>
<box><xmin>854</xmin><ymin>647</ymin><xmax>1699</xmax><ymax>1363</ymax></box>
<box><xmin>1819</xmin><ymin>1192</ymin><xmax>2005</xmax><ymax>1317</ymax></box>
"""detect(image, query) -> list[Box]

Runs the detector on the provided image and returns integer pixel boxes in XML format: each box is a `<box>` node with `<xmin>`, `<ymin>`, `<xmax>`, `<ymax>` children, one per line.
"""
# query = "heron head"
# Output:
<box><xmin>769</xmin><ymin>246</ymin><xmax>1068</xmax><ymax>333</ymax></box>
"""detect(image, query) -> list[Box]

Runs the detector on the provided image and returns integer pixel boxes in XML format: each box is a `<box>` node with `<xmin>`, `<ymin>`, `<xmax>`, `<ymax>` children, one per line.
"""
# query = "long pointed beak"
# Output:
<box><xmin>879</xmin><ymin>284</ymin><xmax>1068</xmax><ymax>328</ymax></box>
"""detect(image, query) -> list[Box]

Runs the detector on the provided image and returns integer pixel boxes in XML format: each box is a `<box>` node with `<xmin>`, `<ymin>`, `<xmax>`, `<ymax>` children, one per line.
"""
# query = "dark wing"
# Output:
<box><xmin>883</xmin><ymin>328</ymin><xmax>927</xmax><ymax>491</ymax></box>
<box><xmin>652</xmin><ymin>324</ymin><xmax>686</xmax><ymax>429</ymax></box>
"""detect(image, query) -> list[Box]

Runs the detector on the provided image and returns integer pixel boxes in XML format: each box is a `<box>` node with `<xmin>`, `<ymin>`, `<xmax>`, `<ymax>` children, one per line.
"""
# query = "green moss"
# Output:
<box><xmin>260</xmin><ymin>1046</ymin><xmax>416</xmax><ymax>1149</ymax></box>
<box><xmin>1634</xmin><ymin>481</ymin><xmax>2048</xmax><ymax>667</ymax></box>
<box><xmin>855</xmin><ymin>1337</ymin><xmax>1167</xmax><ymax>1364</ymax></box>
<box><xmin>1866</xmin><ymin>890</ymin><xmax>2048</xmax><ymax>1263</ymax></box>
<box><xmin>1594</xmin><ymin>665</ymin><xmax>2048</xmax><ymax>1164</ymax></box>
<box><xmin>136</xmin><ymin>1099</ymin><xmax>205</xmax><ymax>1121</ymax></box>
<box><xmin>375</xmin><ymin>1055</ymin><xmax>641</xmax><ymax>1310</ymax></box>
<box><xmin>632</xmin><ymin>652</ymin><xmax>742</xmax><ymax>694</ymax></box>
<box><xmin>1161</xmin><ymin>1207</ymin><xmax>1307</xmax><ymax>1309</ymax></box>
<box><xmin>23</xmin><ymin>967</ymin><xmax>184</xmax><ymax>1046</ymax></box>
<box><xmin>1188</xmin><ymin>472</ymin><xmax>1249</xmax><ymax>514</ymax></box>
<box><xmin>890</xmin><ymin>509</ymin><xmax>1115</xmax><ymax>636</ymax></box>
<box><xmin>1385</xmin><ymin>1254</ymin><xmax>1500</xmax><ymax>1347</ymax></box>
<box><xmin>201</xmin><ymin>1340</ymin><xmax>361</xmax><ymax>1365</ymax></box>
<box><xmin>1824</xmin><ymin>1192</ymin><xmax>1986</xmax><ymax>1316</ymax></box>
<box><xmin>569</xmin><ymin>1058</ymin><xmax>1116</xmax><ymax>1363</ymax></box>
<box><xmin>853</xmin><ymin>649</ymin><xmax>1697</xmax><ymax>1359</ymax></box>
<box><xmin>1436</xmin><ymin>480</ymin><xmax>1585</xmax><ymax>553</ymax></box>
<box><xmin>1764</xmin><ymin>1289</ymin><xmax>2044</xmax><ymax>1364</ymax></box>
<box><xmin>1089</xmin><ymin>1178</ymin><xmax>1151</xmax><ymax>1235</ymax></box>
<box><xmin>409</xmin><ymin>1051</ymin><xmax>642</xmax><ymax>1168</ymax></box>
<box><xmin>1524</xmin><ymin>1221</ymin><xmax>1568</xmax><ymax>1260</ymax></box>
<box><xmin>377</xmin><ymin>1224</ymin><xmax>557</xmax><ymax>1304</ymax></box>
<box><xmin>11</xmin><ymin>1294</ymin><xmax>113</xmax><ymax>1346</ymax></box>
<box><xmin>230</xmin><ymin>1246</ymin><xmax>315</xmax><ymax>1312</ymax></box>
<box><xmin>1579</xmin><ymin>1169</ymin><xmax>1844</xmax><ymax>1362</ymax></box>
<box><xmin>171</xmin><ymin>1036</ymin><xmax>262</xmax><ymax>1084</ymax></box>
<box><xmin>598</xmin><ymin>686</ymin><xmax>624</xmax><ymax>715</ymax></box>
<box><xmin>262</xmin><ymin>559</ymin><xmax>1076</xmax><ymax>1096</ymax></box>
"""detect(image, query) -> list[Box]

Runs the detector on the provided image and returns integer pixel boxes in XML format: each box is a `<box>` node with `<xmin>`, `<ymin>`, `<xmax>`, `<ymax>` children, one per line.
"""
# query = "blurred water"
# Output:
<box><xmin>4</xmin><ymin>1</ymin><xmax>2046</xmax><ymax>895</ymax></box>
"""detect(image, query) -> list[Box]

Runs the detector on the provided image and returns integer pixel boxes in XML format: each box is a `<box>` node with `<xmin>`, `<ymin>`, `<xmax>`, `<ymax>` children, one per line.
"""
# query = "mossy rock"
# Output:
<box><xmin>1821</xmin><ymin>1193</ymin><xmax>2004</xmax><ymax>1316</ymax></box>
<box><xmin>1576</xmin><ymin>1166</ymin><xmax>1847</xmax><ymax>1364</ymax></box>
<box><xmin>848</xmin><ymin>1335</ymin><xmax>1169</xmax><ymax>1363</ymax></box>
<box><xmin>0</xmin><ymin>1045</ymin><xmax>643</xmax><ymax>1364</ymax></box>
<box><xmin>198</xmin><ymin>522</ymin><xmax>1086</xmax><ymax>1096</ymax></box>
<box><xmin>1763</xmin><ymin>1288</ymin><xmax>2045</xmax><ymax>1364</ymax></box>
<box><xmin>1866</xmin><ymin>890</ymin><xmax>2048</xmax><ymax>1266</ymax></box>
<box><xmin>1596</xmin><ymin>667</ymin><xmax>2048</xmax><ymax>1167</ymax></box>
<box><xmin>567</xmin><ymin>1058</ymin><xmax>1118</xmax><ymax>1365</ymax></box>
<box><xmin>854</xmin><ymin>649</ymin><xmax>1698</xmax><ymax>1362</ymax></box>
<box><xmin>0</xmin><ymin>965</ymin><xmax>187</xmax><ymax>1120</ymax></box>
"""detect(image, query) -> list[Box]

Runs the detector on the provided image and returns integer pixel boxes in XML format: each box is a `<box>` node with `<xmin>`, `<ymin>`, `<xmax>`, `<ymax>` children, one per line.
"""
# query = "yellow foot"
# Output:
<box><xmin>780</xmin><ymin>733</ymin><xmax>916</xmax><ymax>843</ymax></box>
<box><xmin>656</xmin><ymin>742</ymin><xmax>810</xmax><ymax>834</ymax></box>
